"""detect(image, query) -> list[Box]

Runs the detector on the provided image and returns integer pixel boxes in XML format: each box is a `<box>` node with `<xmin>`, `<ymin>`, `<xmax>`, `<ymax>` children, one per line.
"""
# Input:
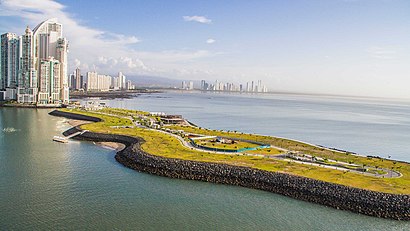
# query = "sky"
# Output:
<box><xmin>0</xmin><ymin>0</ymin><xmax>409</xmax><ymax>99</ymax></box>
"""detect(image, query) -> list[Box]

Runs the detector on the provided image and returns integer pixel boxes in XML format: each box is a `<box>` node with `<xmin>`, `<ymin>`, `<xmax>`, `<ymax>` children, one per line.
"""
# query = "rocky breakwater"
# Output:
<box><xmin>49</xmin><ymin>110</ymin><xmax>102</xmax><ymax>122</ymax></box>
<box><xmin>49</xmin><ymin>110</ymin><xmax>410</xmax><ymax>220</ymax></box>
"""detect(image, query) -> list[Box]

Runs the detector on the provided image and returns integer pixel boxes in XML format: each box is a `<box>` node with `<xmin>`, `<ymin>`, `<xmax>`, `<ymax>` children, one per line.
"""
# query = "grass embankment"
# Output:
<box><xmin>60</xmin><ymin>108</ymin><xmax>410</xmax><ymax>194</ymax></box>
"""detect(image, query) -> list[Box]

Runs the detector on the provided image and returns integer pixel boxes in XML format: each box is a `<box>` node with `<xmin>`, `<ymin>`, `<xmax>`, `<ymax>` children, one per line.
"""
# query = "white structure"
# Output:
<box><xmin>86</xmin><ymin>71</ymin><xmax>98</xmax><ymax>91</ymax></box>
<box><xmin>18</xmin><ymin>26</ymin><xmax>38</xmax><ymax>103</ymax></box>
<box><xmin>1</xmin><ymin>33</ymin><xmax>20</xmax><ymax>93</ymax></box>
<box><xmin>111</xmin><ymin>76</ymin><xmax>119</xmax><ymax>90</ymax></box>
<box><xmin>37</xmin><ymin>57</ymin><xmax>61</xmax><ymax>104</ymax></box>
<box><xmin>197</xmin><ymin>79</ymin><xmax>268</xmax><ymax>93</ymax></box>
<box><xmin>126</xmin><ymin>80</ymin><xmax>135</xmax><ymax>90</ymax></box>
<box><xmin>86</xmin><ymin>71</ymin><xmax>112</xmax><ymax>91</ymax></box>
<box><xmin>33</xmin><ymin>18</ymin><xmax>69</xmax><ymax>104</ymax></box>
<box><xmin>118</xmin><ymin>71</ymin><xmax>126</xmax><ymax>90</ymax></box>
<box><xmin>74</xmin><ymin>67</ymin><xmax>81</xmax><ymax>90</ymax></box>
<box><xmin>181</xmin><ymin>80</ymin><xmax>194</xmax><ymax>90</ymax></box>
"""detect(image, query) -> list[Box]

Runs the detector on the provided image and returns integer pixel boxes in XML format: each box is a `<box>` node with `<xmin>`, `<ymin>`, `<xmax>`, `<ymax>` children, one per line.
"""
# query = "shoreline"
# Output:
<box><xmin>49</xmin><ymin>110</ymin><xmax>410</xmax><ymax>220</ymax></box>
<box><xmin>67</xmin><ymin>119</ymin><xmax>91</xmax><ymax>127</ymax></box>
<box><xmin>69</xmin><ymin>89</ymin><xmax>161</xmax><ymax>100</ymax></box>
<box><xmin>96</xmin><ymin>141</ymin><xmax>126</xmax><ymax>151</ymax></box>
<box><xmin>0</xmin><ymin>103</ymin><xmax>63</xmax><ymax>108</ymax></box>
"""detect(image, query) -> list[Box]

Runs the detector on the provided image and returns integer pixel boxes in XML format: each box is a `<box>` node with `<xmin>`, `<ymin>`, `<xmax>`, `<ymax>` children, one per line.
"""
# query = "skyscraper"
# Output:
<box><xmin>74</xmin><ymin>67</ymin><xmax>81</xmax><ymax>90</ymax></box>
<box><xmin>86</xmin><ymin>71</ymin><xmax>98</xmax><ymax>91</ymax></box>
<box><xmin>37</xmin><ymin>57</ymin><xmax>60</xmax><ymax>104</ymax></box>
<box><xmin>1</xmin><ymin>33</ymin><xmax>20</xmax><ymax>93</ymax></box>
<box><xmin>118</xmin><ymin>72</ymin><xmax>126</xmax><ymax>90</ymax></box>
<box><xmin>32</xmin><ymin>18</ymin><xmax>69</xmax><ymax>104</ymax></box>
<box><xmin>17</xmin><ymin>26</ymin><xmax>37</xmax><ymax>103</ymax></box>
<box><xmin>56</xmin><ymin>38</ymin><xmax>69</xmax><ymax>102</ymax></box>
<box><xmin>0</xmin><ymin>19</ymin><xmax>70</xmax><ymax>105</ymax></box>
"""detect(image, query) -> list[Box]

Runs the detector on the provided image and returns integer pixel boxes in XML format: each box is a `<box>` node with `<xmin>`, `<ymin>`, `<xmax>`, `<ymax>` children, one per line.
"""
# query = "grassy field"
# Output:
<box><xmin>60</xmin><ymin>108</ymin><xmax>410</xmax><ymax>194</ymax></box>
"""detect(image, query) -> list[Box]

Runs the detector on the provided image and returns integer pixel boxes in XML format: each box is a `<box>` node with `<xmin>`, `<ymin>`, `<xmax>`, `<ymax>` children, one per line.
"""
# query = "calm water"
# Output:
<box><xmin>110</xmin><ymin>91</ymin><xmax>410</xmax><ymax>162</ymax></box>
<box><xmin>0</xmin><ymin>93</ymin><xmax>409</xmax><ymax>230</ymax></box>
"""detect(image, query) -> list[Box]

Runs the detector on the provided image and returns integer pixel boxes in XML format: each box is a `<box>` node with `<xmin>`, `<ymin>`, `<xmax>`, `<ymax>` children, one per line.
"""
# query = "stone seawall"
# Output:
<box><xmin>50</xmin><ymin>110</ymin><xmax>410</xmax><ymax>220</ymax></box>
<box><xmin>49</xmin><ymin>110</ymin><xmax>102</xmax><ymax>122</ymax></box>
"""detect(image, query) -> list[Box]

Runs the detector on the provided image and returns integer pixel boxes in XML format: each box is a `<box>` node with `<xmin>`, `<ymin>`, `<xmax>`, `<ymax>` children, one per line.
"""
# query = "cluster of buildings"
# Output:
<box><xmin>0</xmin><ymin>18</ymin><xmax>69</xmax><ymax>105</ymax></box>
<box><xmin>181</xmin><ymin>81</ymin><xmax>194</xmax><ymax>90</ymax></box>
<box><xmin>199</xmin><ymin>80</ymin><xmax>268</xmax><ymax>93</ymax></box>
<box><xmin>69</xmin><ymin>69</ymin><xmax>135</xmax><ymax>92</ymax></box>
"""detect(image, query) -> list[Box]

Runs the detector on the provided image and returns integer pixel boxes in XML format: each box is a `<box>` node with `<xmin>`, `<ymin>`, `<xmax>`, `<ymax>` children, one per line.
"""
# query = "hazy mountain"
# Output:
<box><xmin>126</xmin><ymin>75</ymin><xmax>200</xmax><ymax>88</ymax></box>
<box><xmin>125</xmin><ymin>75</ymin><xmax>183</xmax><ymax>88</ymax></box>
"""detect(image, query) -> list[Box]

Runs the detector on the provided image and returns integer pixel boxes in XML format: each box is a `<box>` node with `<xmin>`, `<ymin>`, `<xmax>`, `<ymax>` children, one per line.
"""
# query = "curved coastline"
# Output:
<box><xmin>50</xmin><ymin>110</ymin><xmax>410</xmax><ymax>220</ymax></box>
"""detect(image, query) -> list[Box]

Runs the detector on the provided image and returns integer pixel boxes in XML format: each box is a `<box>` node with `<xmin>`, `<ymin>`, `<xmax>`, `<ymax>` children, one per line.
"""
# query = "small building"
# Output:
<box><xmin>161</xmin><ymin>117</ymin><xmax>185</xmax><ymax>124</ymax></box>
<box><xmin>82</xmin><ymin>100</ymin><xmax>107</xmax><ymax>110</ymax></box>
<box><xmin>160</xmin><ymin>114</ymin><xmax>185</xmax><ymax>124</ymax></box>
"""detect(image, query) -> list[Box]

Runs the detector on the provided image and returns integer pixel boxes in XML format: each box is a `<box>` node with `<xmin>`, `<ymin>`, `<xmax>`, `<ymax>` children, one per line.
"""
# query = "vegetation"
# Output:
<box><xmin>193</xmin><ymin>138</ymin><xmax>260</xmax><ymax>151</ymax></box>
<box><xmin>60</xmin><ymin>108</ymin><xmax>410</xmax><ymax>194</ymax></box>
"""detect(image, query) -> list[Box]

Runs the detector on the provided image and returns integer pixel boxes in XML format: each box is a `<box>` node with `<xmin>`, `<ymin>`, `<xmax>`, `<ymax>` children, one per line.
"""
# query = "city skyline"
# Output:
<box><xmin>1</xmin><ymin>0</ymin><xmax>410</xmax><ymax>99</ymax></box>
<box><xmin>194</xmin><ymin>79</ymin><xmax>268</xmax><ymax>93</ymax></box>
<box><xmin>0</xmin><ymin>18</ymin><xmax>69</xmax><ymax>104</ymax></box>
<box><xmin>77</xmin><ymin>70</ymin><xmax>135</xmax><ymax>91</ymax></box>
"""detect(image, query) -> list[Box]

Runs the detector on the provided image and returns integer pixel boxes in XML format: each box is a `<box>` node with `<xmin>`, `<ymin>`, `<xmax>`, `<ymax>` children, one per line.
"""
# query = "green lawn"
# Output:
<box><xmin>194</xmin><ymin>138</ymin><xmax>260</xmax><ymax>151</ymax></box>
<box><xmin>59</xmin><ymin>108</ymin><xmax>410</xmax><ymax>194</ymax></box>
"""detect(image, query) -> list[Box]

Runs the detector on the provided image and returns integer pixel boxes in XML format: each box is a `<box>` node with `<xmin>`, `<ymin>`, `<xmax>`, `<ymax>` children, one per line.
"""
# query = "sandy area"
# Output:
<box><xmin>66</xmin><ymin>120</ymin><xmax>125</xmax><ymax>151</ymax></box>
<box><xmin>67</xmin><ymin>119</ymin><xmax>91</xmax><ymax>127</ymax></box>
<box><xmin>97</xmin><ymin>142</ymin><xmax>126</xmax><ymax>151</ymax></box>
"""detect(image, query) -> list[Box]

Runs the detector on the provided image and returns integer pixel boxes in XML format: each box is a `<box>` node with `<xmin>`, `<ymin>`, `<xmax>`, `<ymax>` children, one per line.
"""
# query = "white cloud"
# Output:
<box><xmin>137</xmin><ymin>50</ymin><xmax>213</xmax><ymax>63</ymax></box>
<box><xmin>74</xmin><ymin>58</ymin><xmax>81</xmax><ymax>67</ymax></box>
<box><xmin>367</xmin><ymin>47</ymin><xmax>396</xmax><ymax>60</ymax></box>
<box><xmin>183</xmin><ymin>15</ymin><xmax>212</xmax><ymax>24</ymax></box>
<box><xmin>206</xmin><ymin>38</ymin><xmax>216</xmax><ymax>44</ymax></box>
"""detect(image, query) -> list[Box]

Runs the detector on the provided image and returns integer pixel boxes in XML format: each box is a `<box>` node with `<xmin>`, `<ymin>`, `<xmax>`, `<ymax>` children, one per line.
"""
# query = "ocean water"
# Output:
<box><xmin>0</xmin><ymin>92</ymin><xmax>409</xmax><ymax>230</ymax></box>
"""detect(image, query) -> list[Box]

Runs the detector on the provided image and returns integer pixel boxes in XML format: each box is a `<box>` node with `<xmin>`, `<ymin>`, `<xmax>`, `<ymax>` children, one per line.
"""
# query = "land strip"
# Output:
<box><xmin>49</xmin><ymin>109</ymin><xmax>410</xmax><ymax>220</ymax></box>
<box><xmin>52</xmin><ymin>108</ymin><xmax>410</xmax><ymax>194</ymax></box>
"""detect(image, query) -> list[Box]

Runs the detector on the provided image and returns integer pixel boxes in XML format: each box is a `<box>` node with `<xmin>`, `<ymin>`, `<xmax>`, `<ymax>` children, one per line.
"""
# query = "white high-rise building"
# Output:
<box><xmin>17</xmin><ymin>26</ymin><xmax>37</xmax><ymax>103</ymax></box>
<box><xmin>86</xmin><ymin>71</ymin><xmax>98</xmax><ymax>91</ymax></box>
<box><xmin>56</xmin><ymin>38</ymin><xmax>69</xmax><ymax>103</ymax></box>
<box><xmin>86</xmin><ymin>72</ymin><xmax>111</xmax><ymax>91</ymax></box>
<box><xmin>33</xmin><ymin>18</ymin><xmax>69</xmax><ymax>104</ymax></box>
<box><xmin>118</xmin><ymin>72</ymin><xmax>126</xmax><ymax>90</ymax></box>
<box><xmin>1</xmin><ymin>33</ymin><xmax>20</xmax><ymax>93</ymax></box>
<box><xmin>126</xmin><ymin>80</ymin><xmax>135</xmax><ymax>90</ymax></box>
<box><xmin>74</xmin><ymin>67</ymin><xmax>81</xmax><ymax>90</ymax></box>
<box><xmin>97</xmin><ymin>74</ymin><xmax>112</xmax><ymax>91</ymax></box>
<box><xmin>111</xmin><ymin>76</ymin><xmax>119</xmax><ymax>90</ymax></box>
<box><xmin>37</xmin><ymin>57</ymin><xmax>61</xmax><ymax>104</ymax></box>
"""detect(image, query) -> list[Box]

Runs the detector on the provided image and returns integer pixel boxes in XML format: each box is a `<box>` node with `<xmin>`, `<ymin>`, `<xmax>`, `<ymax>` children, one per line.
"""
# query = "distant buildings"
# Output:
<box><xmin>69</xmin><ymin>67</ymin><xmax>84</xmax><ymax>90</ymax></box>
<box><xmin>0</xmin><ymin>18</ymin><xmax>69</xmax><ymax>105</ymax></box>
<box><xmin>81</xmin><ymin>71</ymin><xmax>135</xmax><ymax>92</ymax></box>
<box><xmin>181</xmin><ymin>81</ymin><xmax>194</xmax><ymax>90</ymax></box>
<box><xmin>118</xmin><ymin>72</ymin><xmax>126</xmax><ymax>90</ymax></box>
<box><xmin>85</xmin><ymin>72</ymin><xmax>112</xmax><ymax>91</ymax></box>
<box><xmin>198</xmin><ymin>79</ymin><xmax>268</xmax><ymax>93</ymax></box>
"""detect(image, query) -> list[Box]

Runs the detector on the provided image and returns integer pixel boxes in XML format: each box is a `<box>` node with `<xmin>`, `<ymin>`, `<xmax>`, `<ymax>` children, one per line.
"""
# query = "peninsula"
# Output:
<box><xmin>49</xmin><ymin>107</ymin><xmax>410</xmax><ymax>220</ymax></box>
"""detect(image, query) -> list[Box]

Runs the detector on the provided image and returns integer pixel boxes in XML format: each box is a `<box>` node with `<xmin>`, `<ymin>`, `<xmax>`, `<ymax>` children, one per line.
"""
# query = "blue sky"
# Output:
<box><xmin>1</xmin><ymin>0</ymin><xmax>410</xmax><ymax>98</ymax></box>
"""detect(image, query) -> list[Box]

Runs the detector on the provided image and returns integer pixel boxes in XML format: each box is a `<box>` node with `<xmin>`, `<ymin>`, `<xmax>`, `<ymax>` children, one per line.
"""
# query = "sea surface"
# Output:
<box><xmin>0</xmin><ymin>91</ymin><xmax>409</xmax><ymax>230</ymax></box>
